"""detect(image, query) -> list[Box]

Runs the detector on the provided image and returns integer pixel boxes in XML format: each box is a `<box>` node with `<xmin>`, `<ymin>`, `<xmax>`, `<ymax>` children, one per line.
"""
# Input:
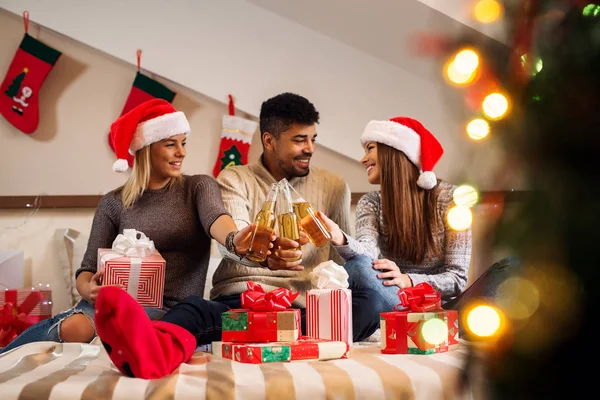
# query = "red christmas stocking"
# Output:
<box><xmin>0</xmin><ymin>13</ymin><xmax>61</xmax><ymax>134</ymax></box>
<box><xmin>108</xmin><ymin>50</ymin><xmax>176</xmax><ymax>168</ymax></box>
<box><xmin>212</xmin><ymin>95</ymin><xmax>258</xmax><ymax>177</ymax></box>
<box><xmin>95</xmin><ymin>286</ymin><xmax>196</xmax><ymax>379</ymax></box>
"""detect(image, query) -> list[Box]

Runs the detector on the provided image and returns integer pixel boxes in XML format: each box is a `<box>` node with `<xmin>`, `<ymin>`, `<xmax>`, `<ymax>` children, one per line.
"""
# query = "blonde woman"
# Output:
<box><xmin>0</xmin><ymin>99</ymin><xmax>261</xmax><ymax>354</ymax></box>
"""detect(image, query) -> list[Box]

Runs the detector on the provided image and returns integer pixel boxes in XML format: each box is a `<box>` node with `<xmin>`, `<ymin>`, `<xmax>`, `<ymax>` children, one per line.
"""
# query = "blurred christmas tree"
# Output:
<box><xmin>432</xmin><ymin>1</ymin><xmax>599</xmax><ymax>398</ymax></box>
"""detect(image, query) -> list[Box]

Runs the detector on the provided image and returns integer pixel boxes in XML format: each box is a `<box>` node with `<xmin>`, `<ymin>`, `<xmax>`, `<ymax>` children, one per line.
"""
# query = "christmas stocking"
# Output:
<box><xmin>108</xmin><ymin>51</ymin><xmax>176</xmax><ymax>168</ymax></box>
<box><xmin>0</xmin><ymin>30</ymin><xmax>61</xmax><ymax>134</ymax></box>
<box><xmin>95</xmin><ymin>286</ymin><xmax>196</xmax><ymax>379</ymax></box>
<box><xmin>212</xmin><ymin>95</ymin><xmax>258</xmax><ymax>177</ymax></box>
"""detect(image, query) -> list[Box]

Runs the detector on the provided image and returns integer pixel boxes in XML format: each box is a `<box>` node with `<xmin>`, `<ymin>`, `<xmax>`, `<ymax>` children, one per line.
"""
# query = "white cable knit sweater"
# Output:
<box><xmin>211</xmin><ymin>159</ymin><xmax>351</xmax><ymax>308</ymax></box>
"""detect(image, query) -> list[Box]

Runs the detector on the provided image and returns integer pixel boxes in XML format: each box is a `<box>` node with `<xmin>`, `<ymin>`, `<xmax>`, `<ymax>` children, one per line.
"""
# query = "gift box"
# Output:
<box><xmin>222</xmin><ymin>308</ymin><xmax>300</xmax><ymax>343</ymax></box>
<box><xmin>380</xmin><ymin>311</ymin><xmax>449</xmax><ymax>354</ymax></box>
<box><xmin>306</xmin><ymin>289</ymin><xmax>353</xmax><ymax>345</ymax></box>
<box><xmin>447</xmin><ymin>310</ymin><xmax>460</xmax><ymax>350</ymax></box>
<box><xmin>306</xmin><ymin>260</ymin><xmax>353</xmax><ymax>345</ymax></box>
<box><xmin>0</xmin><ymin>287</ymin><xmax>52</xmax><ymax>347</ymax></box>
<box><xmin>212</xmin><ymin>337</ymin><xmax>350</xmax><ymax>364</ymax></box>
<box><xmin>380</xmin><ymin>282</ymin><xmax>456</xmax><ymax>354</ymax></box>
<box><xmin>98</xmin><ymin>229</ymin><xmax>165</xmax><ymax>308</ymax></box>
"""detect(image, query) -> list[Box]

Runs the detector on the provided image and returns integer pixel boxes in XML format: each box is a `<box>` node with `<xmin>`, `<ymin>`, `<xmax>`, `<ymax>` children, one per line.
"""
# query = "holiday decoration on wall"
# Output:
<box><xmin>0</xmin><ymin>11</ymin><xmax>62</xmax><ymax>134</ymax></box>
<box><xmin>108</xmin><ymin>50</ymin><xmax>176</xmax><ymax>168</ymax></box>
<box><xmin>212</xmin><ymin>95</ymin><xmax>258</xmax><ymax>177</ymax></box>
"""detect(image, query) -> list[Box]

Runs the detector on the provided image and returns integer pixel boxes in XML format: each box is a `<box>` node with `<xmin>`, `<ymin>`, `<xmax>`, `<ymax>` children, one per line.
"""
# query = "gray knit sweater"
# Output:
<box><xmin>335</xmin><ymin>181</ymin><xmax>472</xmax><ymax>301</ymax></box>
<box><xmin>212</xmin><ymin>159</ymin><xmax>351</xmax><ymax>308</ymax></box>
<box><xmin>76</xmin><ymin>175</ymin><xmax>230</xmax><ymax>308</ymax></box>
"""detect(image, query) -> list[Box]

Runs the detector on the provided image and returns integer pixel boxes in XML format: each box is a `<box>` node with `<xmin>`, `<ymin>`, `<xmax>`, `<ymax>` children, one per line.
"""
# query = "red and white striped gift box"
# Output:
<box><xmin>306</xmin><ymin>288</ymin><xmax>353</xmax><ymax>345</ymax></box>
<box><xmin>98</xmin><ymin>249</ymin><xmax>165</xmax><ymax>309</ymax></box>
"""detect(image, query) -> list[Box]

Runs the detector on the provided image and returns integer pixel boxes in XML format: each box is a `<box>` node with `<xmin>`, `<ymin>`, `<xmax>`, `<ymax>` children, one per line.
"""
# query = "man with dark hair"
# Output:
<box><xmin>119</xmin><ymin>93</ymin><xmax>384</xmax><ymax>350</ymax></box>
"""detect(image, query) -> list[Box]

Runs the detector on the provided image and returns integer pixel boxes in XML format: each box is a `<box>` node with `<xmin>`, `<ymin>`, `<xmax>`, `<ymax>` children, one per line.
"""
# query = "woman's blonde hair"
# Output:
<box><xmin>378</xmin><ymin>142</ymin><xmax>441</xmax><ymax>264</ymax></box>
<box><xmin>119</xmin><ymin>145</ymin><xmax>183</xmax><ymax>208</ymax></box>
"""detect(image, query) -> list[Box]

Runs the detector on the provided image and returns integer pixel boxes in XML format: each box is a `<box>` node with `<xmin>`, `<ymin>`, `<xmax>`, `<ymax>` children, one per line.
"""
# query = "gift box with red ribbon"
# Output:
<box><xmin>0</xmin><ymin>287</ymin><xmax>52</xmax><ymax>347</ymax></box>
<box><xmin>380</xmin><ymin>282</ymin><xmax>457</xmax><ymax>354</ymax></box>
<box><xmin>222</xmin><ymin>281</ymin><xmax>301</xmax><ymax>343</ymax></box>
<box><xmin>98</xmin><ymin>229</ymin><xmax>165</xmax><ymax>309</ymax></box>
<box><xmin>212</xmin><ymin>336</ymin><xmax>349</xmax><ymax>364</ymax></box>
<box><xmin>306</xmin><ymin>289</ymin><xmax>353</xmax><ymax>345</ymax></box>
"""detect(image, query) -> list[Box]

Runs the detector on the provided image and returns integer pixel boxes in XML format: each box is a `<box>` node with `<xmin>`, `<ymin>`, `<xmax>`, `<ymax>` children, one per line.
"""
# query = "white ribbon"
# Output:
<box><xmin>310</xmin><ymin>260</ymin><xmax>349</xmax><ymax>289</ymax></box>
<box><xmin>108</xmin><ymin>229</ymin><xmax>155</xmax><ymax>299</ymax></box>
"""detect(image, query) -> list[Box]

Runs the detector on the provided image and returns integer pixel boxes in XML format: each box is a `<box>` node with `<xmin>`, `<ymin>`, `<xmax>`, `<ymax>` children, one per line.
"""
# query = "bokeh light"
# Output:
<box><xmin>474</xmin><ymin>0</ymin><xmax>503</xmax><ymax>23</ymax></box>
<box><xmin>422</xmin><ymin>318</ymin><xmax>448</xmax><ymax>345</ymax></box>
<box><xmin>495</xmin><ymin>277</ymin><xmax>540</xmax><ymax>321</ymax></box>
<box><xmin>482</xmin><ymin>92</ymin><xmax>509</xmax><ymax>120</ymax></box>
<box><xmin>466</xmin><ymin>305</ymin><xmax>502</xmax><ymax>337</ymax></box>
<box><xmin>466</xmin><ymin>118</ymin><xmax>490</xmax><ymax>140</ymax></box>
<box><xmin>446</xmin><ymin>61</ymin><xmax>475</xmax><ymax>85</ymax></box>
<box><xmin>447</xmin><ymin>205</ymin><xmax>473</xmax><ymax>231</ymax></box>
<box><xmin>454</xmin><ymin>49</ymin><xmax>479</xmax><ymax>75</ymax></box>
<box><xmin>453</xmin><ymin>184</ymin><xmax>479</xmax><ymax>207</ymax></box>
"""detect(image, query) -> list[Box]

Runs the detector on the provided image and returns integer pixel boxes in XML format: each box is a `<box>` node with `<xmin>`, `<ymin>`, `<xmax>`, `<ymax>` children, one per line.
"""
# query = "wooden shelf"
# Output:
<box><xmin>0</xmin><ymin>191</ymin><xmax>526</xmax><ymax>209</ymax></box>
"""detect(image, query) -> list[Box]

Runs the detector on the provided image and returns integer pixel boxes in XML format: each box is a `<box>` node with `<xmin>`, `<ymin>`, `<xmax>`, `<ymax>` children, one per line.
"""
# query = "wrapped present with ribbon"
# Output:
<box><xmin>380</xmin><ymin>282</ymin><xmax>454</xmax><ymax>354</ymax></box>
<box><xmin>306</xmin><ymin>260</ymin><xmax>353</xmax><ymax>345</ymax></box>
<box><xmin>212</xmin><ymin>336</ymin><xmax>349</xmax><ymax>364</ymax></box>
<box><xmin>0</xmin><ymin>287</ymin><xmax>52</xmax><ymax>347</ymax></box>
<box><xmin>222</xmin><ymin>281</ymin><xmax>300</xmax><ymax>343</ymax></box>
<box><xmin>98</xmin><ymin>229</ymin><xmax>165</xmax><ymax>308</ymax></box>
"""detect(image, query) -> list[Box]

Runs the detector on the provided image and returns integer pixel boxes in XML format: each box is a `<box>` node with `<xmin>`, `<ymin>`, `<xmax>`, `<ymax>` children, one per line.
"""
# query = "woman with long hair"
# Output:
<box><xmin>321</xmin><ymin>116</ymin><xmax>514</xmax><ymax>313</ymax></box>
<box><xmin>0</xmin><ymin>99</ymin><xmax>260</xmax><ymax>354</ymax></box>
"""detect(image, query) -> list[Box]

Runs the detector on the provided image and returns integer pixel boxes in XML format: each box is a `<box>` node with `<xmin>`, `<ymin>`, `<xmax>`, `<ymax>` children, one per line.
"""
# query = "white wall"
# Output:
<box><xmin>0</xmin><ymin>0</ymin><xmax>512</xmax><ymax>192</ymax></box>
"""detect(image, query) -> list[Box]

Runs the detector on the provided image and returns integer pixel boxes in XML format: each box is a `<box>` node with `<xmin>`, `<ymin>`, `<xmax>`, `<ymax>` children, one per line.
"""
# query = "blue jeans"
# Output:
<box><xmin>0</xmin><ymin>299</ymin><xmax>166</xmax><ymax>354</ymax></box>
<box><xmin>160</xmin><ymin>287</ymin><xmax>386</xmax><ymax>345</ymax></box>
<box><xmin>343</xmin><ymin>255</ymin><xmax>522</xmax><ymax>313</ymax></box>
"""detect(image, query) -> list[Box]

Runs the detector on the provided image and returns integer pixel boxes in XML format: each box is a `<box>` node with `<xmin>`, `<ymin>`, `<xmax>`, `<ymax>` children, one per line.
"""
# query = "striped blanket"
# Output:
<box><xmin>0</xmin><ymin>340</ymin><xmax>472</xmax><ymax>399</ymax></box>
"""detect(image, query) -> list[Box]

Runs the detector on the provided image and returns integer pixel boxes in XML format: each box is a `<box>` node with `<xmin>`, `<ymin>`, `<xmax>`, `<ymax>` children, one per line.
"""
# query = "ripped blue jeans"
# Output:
<box><xmin>0</xmin><ymin>299</ymin><xmax>165</xmax><ymax>354</ymax></box>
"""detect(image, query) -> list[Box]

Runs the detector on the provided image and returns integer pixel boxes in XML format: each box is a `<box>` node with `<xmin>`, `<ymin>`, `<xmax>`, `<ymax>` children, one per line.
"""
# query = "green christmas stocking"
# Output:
<box><xmin>0</xmin><ymin>29</ymin><xmax>61</xmax><ymax>134</ymax></box>
<box><xmin>212</xmin><ymin>95</ymin><xmax>258</xmax><ymax>177</ymax></box>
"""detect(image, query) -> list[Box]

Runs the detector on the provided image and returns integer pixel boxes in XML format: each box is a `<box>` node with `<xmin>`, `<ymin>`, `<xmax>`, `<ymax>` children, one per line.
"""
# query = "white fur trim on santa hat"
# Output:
<box><xmin>361</xmin><ymin>120</ymin><xmax>421</xmax><ymax>169</ymax></box>
<box><xmin>129</xmin><ymin>111</ymin><xmax>191</xmax><ymax>153</ymax></box>
<box><xmin>113</xmin><ymin>159</ymin><xmax>129</xmax><ymax>173</ymax></box>
<box><xmin>417</xmin><ymin>171</ymin><xmax>437</xmax><ymax>189</ymax></box>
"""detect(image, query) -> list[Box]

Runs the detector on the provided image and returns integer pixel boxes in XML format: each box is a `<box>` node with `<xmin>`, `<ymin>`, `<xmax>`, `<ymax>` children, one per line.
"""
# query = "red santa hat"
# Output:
<box><xmin>360</xmin><ymin>116</ymin><xmax>443</xmax><ymax>190</ymax></box>
<box><xmin>109</xmin><ymin>99</ymin><xmax>191</xmax><ymax>172</ymax></box>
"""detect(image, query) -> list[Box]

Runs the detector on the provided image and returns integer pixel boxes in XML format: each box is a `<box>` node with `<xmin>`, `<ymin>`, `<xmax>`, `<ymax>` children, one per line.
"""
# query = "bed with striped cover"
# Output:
<box><xmin>0</xmin><ymin>340</ymin><xmax>472</xmax><ymax>399</ymax></box>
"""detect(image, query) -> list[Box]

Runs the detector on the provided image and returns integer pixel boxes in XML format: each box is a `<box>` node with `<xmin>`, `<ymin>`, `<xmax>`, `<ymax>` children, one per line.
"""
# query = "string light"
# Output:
<box><xmin>447</xmin><ymin>205</ymin><xmax>473</xmax><ymax>231</ymax></box>
<box><xmin>473</xmin><ymin>0</ymin><xmax>503</xmax><ymax>23</ymax></box>
<box><xmin>453</xmin><ymin>185</ymin><xmax>479</xmax><ymax>207</ymax></box>
<box><xmin>482</xmin><ymin>92</ymin><xmax>509</xmax><ymax>120</ymax></box>
<box><xmin>466</xmin><ymin>118</ymin><xmax>490</xmax><ymax>140</ymax></box>
<box><xmin>445</xmin><ymin>48</ymin><xmax>480</xmax><ymax>85</ymax></box>
<box><xmin>466</xmin><ymin>305</ymin><xmax>503</xmax><ymax>337</ymax></box>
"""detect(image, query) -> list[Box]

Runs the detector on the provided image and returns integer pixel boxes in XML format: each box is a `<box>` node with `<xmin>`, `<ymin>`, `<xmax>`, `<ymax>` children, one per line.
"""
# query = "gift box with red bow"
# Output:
<box><xmin>380</xmin><ymin>282</ymin><xmax>458</xmax><ymax>354</ymax></box>
<box><xmin>222</xmin><ymin>281</ymin><xmax>301</xmax><ymax>343</ymax></box>
<box><xmin>98</xmin><ymin>229</ymin><xmax>165</xmax><ymax>309</ymax></box>
<box><xmin>0</xmin><ymin>287</ymin><xmax>52</xmax><ymax>347</ymax></box>
<box><xmin>212</xmin><ymin>336</ymin><xmax>349</xmax><ymax>364</ymax></box>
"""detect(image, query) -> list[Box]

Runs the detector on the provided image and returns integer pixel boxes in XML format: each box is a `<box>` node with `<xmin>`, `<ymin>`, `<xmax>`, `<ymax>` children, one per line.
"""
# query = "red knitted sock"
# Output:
<box><xmin>94</xmin><ymin>286</ymin><xmax>196</xmax><ymax>379</ymax></box>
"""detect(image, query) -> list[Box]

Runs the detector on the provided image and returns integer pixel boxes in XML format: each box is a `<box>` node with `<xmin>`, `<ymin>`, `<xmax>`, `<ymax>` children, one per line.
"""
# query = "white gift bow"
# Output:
<box><xmin>110</xmin><ymin>229</ymin><xmax>155</xmax><ymax>299</ymax></box>
<box><xmin>310</xmin><ymin>260</ymin><xmax>349</xmax><ymax>289</ymax></box>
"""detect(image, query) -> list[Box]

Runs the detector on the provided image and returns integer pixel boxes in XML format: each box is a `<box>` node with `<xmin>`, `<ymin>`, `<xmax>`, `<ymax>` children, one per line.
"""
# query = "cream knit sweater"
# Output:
<box><xmin>211</xmin><ymin>159</ymin><xmax>351</xmax><ymax>308</ymax></box>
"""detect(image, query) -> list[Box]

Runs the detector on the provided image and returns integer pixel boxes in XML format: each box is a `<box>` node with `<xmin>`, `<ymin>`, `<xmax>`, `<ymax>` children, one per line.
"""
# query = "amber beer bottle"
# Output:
<box><xmin>246</xmin><ymin>183</ymin><xmax>278</xmax><ymax>262</ymax></box>
<box><xmin>288</xmin><ymin>184</ymin><xmax>332</xmax><ymax>248</ymax></box>
<box><xmin>276</xmin><ymin>179</ymin><xmax>302</xmax><ymax>261</ymax></box>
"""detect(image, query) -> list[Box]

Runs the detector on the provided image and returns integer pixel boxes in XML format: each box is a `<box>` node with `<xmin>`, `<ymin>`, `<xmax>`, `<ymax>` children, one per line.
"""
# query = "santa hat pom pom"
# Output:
<box><xmin>113</xmin><ymin>159</ymin><xmax>129</xmax><ymax>173</ymax></box>
<box><xmin>417</xmin><ymin>171</ymin><xmax>437</xmax><ymax>190</ymax></box>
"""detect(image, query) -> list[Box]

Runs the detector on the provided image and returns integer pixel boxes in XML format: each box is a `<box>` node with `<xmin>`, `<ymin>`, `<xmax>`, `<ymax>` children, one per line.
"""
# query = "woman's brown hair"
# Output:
<box><xmin>378</xmin><ymin>142</ymin><xmax>441</xmax><ymax>264</ymax></box>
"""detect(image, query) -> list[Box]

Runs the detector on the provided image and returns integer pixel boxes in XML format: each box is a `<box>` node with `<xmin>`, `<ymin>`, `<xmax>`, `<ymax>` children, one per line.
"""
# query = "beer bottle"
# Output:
<box><xmin>246</xmin><ymin>183</ymin><xmax>278</xmax><ymax>262</ymax></box>
<box><xmin>288</xmin><ymin>183</ymin><xmax>332</xmax><ymax>248</ymax></box>
<box><xmin>276</xmin><ymin>179</ymin><xmax>302</xmax><ymax>261</ymax></box>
